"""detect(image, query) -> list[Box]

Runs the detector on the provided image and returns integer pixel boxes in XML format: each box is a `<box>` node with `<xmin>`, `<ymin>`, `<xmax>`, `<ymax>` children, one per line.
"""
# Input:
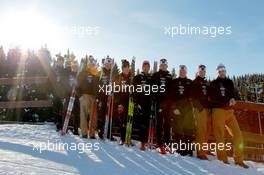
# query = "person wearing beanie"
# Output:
<box><xmin>133</xmin><ymin>60</ymin><xmax>152</xmax><ymax>150</ymax></box>
<box><xmin>210</xmin><ymin>64</ymin><xmax>248</xmax><ymax>168</ymax></box>
<box><xmin>115</xmin><ymin>59</ymin><xmax>132</xmax><ymax>145</ymax></box>
<box><xmin>191</xmin><ymin>64</ymin><xmax>211</xmax><ymax>160</ymax></box>
<box><xmin>52</xmin><ymin>54</ymin><xmax>70</xmax><ymax>131</ymax></box>
<box><xmin>77</xmin><ymin>55</ymin><xmax>99</xmax><ymax>139</ymax></box>
<box><xmin>168</xmin><ymin>65</ymin><xmax>194</xmax><ymax>156</ymax></box>
<box><xmin>152</xmin><ymin>58</ymin><xmax>172</xmax><ymax>154</ymax></box>
<box><xmin>97</xmin><ymin>56</ymin><xmax>114</xmax><ymax>139</ymax></box>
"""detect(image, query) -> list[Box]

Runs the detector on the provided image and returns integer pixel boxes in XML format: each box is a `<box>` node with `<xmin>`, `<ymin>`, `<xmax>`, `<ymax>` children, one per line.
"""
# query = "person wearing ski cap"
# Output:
<box><xmin>152</xmin><ymin>58</ymin><xmax>172</xmax><ymax>154</ymax></box>
<box><xmin>67</xmin><ymin>60</ymin><xmax>80</xmax><ymax>135</ymax></box>
<box><xmin>210</xmin><ymin>63</ymin><xmax>248</xmax><ymax>168</ymax></box>
<box><xmin>133</xmin><ymin>60</ymin><xmax>152</xmax><ymax>150</ymax></box>
<box><xmin>52</xmin><ymin>54</ymin><xmax>70</xmax><ymax>131</ymax></box>
<box><xmin>97</xmin><ymin>55</ymin><xmax>114</xmax><ymax>139</ymax></box>
<box><xmin>114</xmin><ymin>59</ymin><xmax>132</xmax><ymax>144</ymax></box>
<box><xmin>77</xmin><ymin>55</ymin><xmax>99</xmax><ymax>139</ymax></box>
<box><xmin>168</xmin><ymin>64</ymin><xmax>194</xmax><ymax>156</ymax></box>
<box><xmin>191</xmin><ymin>64</ymin><xmax>211</xmax><ymax>160</ymax></box>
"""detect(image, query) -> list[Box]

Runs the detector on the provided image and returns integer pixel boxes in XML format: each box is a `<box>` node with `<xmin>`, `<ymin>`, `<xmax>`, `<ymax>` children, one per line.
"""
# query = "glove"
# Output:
<box><xmin>118</xmin><ymin>105</ymin><xmax>124</xmax><ymax>114</ymax></box>
<box><xmin>173</xmin><ymin>109</ymin><xmax>181</xmax><ymax>115</ymax></box>
<box><xmin>229</xmin><ymin>98</ymin><xmax>236</xmax><ymax>106</ymax></box>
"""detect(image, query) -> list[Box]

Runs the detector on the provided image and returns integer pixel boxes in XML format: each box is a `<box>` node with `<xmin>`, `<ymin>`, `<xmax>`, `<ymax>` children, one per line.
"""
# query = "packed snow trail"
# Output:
<box><xmin>0</xmin><ymin>124</ymin><xmax>263</xmax><ymax>175</ymax></box>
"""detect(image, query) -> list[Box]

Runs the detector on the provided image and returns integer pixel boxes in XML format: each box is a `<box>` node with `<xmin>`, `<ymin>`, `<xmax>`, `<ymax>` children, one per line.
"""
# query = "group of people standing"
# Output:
<box><xmin>52</xmin><ymin>55</ymin><xmax>249</xmax><ymax>169</ymax></box>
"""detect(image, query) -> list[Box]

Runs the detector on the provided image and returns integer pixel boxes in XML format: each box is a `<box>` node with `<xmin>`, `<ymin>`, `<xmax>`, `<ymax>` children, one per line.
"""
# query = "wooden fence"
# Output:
<box><xmin>233</xmin><ymin>101</ymin><xmax>264</xmax><ymax>161</ymax></box>
<box><xmin>0</xmin><ymin>76</ymin><xmax>52</xmax><ymax>109</ymax></box>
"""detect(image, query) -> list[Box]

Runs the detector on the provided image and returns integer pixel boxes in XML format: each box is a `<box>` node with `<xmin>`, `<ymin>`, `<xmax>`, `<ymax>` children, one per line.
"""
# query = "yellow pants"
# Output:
<box><xmin>212</xmin><ymin>108</ymin><xmax>244</xmax><ymax>163</ymax></box>
<box><xmin>79</xmin><ymin>94</ymin><xmax>97</xmax><ymax>137</ymax></box>
<box><xmin>194</xmin><ymin>108</ymin><xmax>212</xmax><ymax>157</ymax></box>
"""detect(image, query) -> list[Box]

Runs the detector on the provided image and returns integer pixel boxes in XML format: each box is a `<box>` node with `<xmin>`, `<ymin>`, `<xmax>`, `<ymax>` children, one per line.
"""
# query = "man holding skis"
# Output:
<box><xmin>52</xmin><ymin>55</ymin><xmax>70</xmax><ymax>131</ymax></box>
<box><xmin>67</xmin><ymin>61</ymin><xmax>80</xmax><ymax>135</ymax></box>
<box><xmin>76</xmin><ymin>56</ymin><xmax>99</xmax><ymax>139</ymax></box>
<box><xmin>191</xmin><ymin>65</ymin><xmax>211</xmax><ymax>160</ymax></box>
<box><xmin>210</xmin><ymin>64</ymin><xmax>248</xmax><ymax>168</ymax></box>
<box><xmin>152</xmin><ymin>58</ymin><xmax>172</xmax><ymax>154</ymax></box>
<box><xmin>133</xmin><ymin>60</ymin><xmax>152</xmax><ymax>150</ymax></box>
<box><xmin>115</xmin><ymin>59</ymin><xmax>132</xmax><ymax>145</ymax></box>
<box><xmin>97</xmin><ymin>56</ymin><xmax>114</xmax><ymax>139</ymax></box>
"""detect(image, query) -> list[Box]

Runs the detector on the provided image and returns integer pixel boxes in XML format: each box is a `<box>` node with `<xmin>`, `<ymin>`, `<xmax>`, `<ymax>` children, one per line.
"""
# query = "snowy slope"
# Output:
<box><xmin>0</xmin><ymin>124</ymin><xmax>263</xmax><ymax>175</ymax></box>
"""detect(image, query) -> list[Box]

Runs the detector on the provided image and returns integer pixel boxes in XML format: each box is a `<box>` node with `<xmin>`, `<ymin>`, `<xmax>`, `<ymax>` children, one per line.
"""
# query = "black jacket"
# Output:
<box><xmin>168</xmin><ymin>77</ymin><xmax>192</xmax><ymax>106</ymax></box>
<box><xmin>209</xmin><ymin>77</ymin><xmax>235</xmax><ymax>108</ymax></box>
<box><xmin>52</xmin><ymin>66</ymin><xmax>70</xmax><ymax>98</ymax></box>
<box><xmin>152</xmin><ymin>70</ymin><xmax>172</xmax><ymax>101</ymax></box>
<box><xmin>77</xmin><ymin>71</ymin><xmax>99</xmax><ymax>96</ymax></box>
<box><xmin>115</xmin><ymin>73</ymin><xmax>131</xmax><ymax>106</ymax></box>
<box><xmin>98</xmin><ymin>68</ymin><xmax>112</xmax><ymax>101</ymax></box>
<box><xmin>191</xmin><ymin>76</ymin><xmax>210</xmax><ymax>109</ymax></box>
<box><xmin>133</xmin><ymin>72</ymin><xmax>152</xmax><ymax>105</ymax></box>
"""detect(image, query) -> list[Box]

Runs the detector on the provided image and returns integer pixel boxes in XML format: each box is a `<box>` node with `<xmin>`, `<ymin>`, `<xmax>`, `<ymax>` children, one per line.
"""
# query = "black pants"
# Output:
<box><xmin>97</xmin><ymin>97</ymin><xmax>108</xmax><ymax>138</ymax></box>
<box><xmin>53</xmin><ymin>97</ymin><xmax>64</xmax><ymax>130</ymax></box>
<box><xmin>156</xmin><ymin>102</ymin><xmax>171</xmax><ymax>147</ymax></box>
<box><xmin>137</xmin><ymin>103</ymin><xmax>151</xmax><ymax>143</ymax></box>
<box><xmin>171</xmin><ymin>103</ymin><xmax>195</xmax><ymax>156</ymax></box>
<box><xmin>119</xmin><ymin>104</ymin><xmax>128</xmax><ymax>142</ymax></box>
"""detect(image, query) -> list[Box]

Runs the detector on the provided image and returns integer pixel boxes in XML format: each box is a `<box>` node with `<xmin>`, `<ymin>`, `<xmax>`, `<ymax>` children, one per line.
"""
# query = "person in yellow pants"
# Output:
<box><xmin>77</xmin><ymin>55</ymin><xmax>98</xmax><ymax>139</ymax></box>
<box><xmin>191</xmin><ymin>65</ymin><xmax>211</xmax><ymax>160</ymax></box>
<box><xmin>210</xmin><ymin>63</ymin><xmax>248</xmax><ymax>168</ymax></box>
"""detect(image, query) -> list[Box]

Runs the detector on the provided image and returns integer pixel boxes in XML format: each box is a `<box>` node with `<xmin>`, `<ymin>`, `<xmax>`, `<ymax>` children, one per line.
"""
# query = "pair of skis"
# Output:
<box><xmin>147</xmin><ymin>61</ymin><xmax>158</xmax><ymax>148</ymax></box>
<box><xmin>103</xmin><ymin>59</ymin><xmax>115</xmax><ymax>140</ymax></box>
<box><xmin>125</xmin><ymin>57</ymin><xmax>136</xmax><ymax>146</ymax></box>
<box><xmin>61</xmin><ymin>87</ymin><xmax>76</xmax><ymax>135</ymax></box>
<box><xmin>147</xmin><ymin>100</ymin><xmax>156</xmax><ymax>149</ymax></box>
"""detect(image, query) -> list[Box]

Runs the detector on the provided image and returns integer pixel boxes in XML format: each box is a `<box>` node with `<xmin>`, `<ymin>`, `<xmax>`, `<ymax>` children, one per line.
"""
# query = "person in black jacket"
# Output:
<box><xmin>52</xmin><ymin>55</ymin><xmax>70</xmax><ymax>131</ymax></box>
<box><xmin>191</xmin><ymin>65</ymin><xmax>211</xmax><ymax>160</ymax></box>
<box><xmin>152</xmin><ymin>58</ymin><xmax>172</xmax><ymax>154</ymax></box>
<box><xmin>97</xmin><ymin>56</ymin><xmax>113</xmax><ymax>139</ymax></box>
<box><xmin>115</xmin><ymin>59</ymin><xmax>132</xmax><ymax>145</ymax></box>
<box><xmin>168</xmin><ymin>65</ymin><xmax>194</xmax><ymax>156</ymax></box>
<box><xmin>210</xmin><ymin>64</ymin><xmax>248</xmax><ymax>168</ymax></box>
<box><xmin>133</xmin><ymin>60</ymin><xmax>152</xmax><ymax>150</ymax></box>
<box><xmin>67</xmin><ymin>61</ymin><xmax>79</xmax><ymax>135</ymax></box>
<box><xmin>77</xmin><ymin>56</ymin><xmax>99</xmax><ymax>139</ymax></box>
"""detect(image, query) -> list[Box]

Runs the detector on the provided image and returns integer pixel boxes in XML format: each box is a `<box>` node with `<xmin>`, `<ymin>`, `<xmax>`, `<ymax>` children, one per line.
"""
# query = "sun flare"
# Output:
<box><xmin>0</xmin><ymin>8</ymin><xmax>67</xmax><ymax>50</ymax></box>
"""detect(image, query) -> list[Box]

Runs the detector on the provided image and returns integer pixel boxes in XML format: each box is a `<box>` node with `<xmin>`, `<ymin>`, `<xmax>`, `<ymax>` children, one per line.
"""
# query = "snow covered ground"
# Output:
<box><xmin>0</xmin><ymin>124</ymin><xmax>263</xmax><ymax>175</ymax></box>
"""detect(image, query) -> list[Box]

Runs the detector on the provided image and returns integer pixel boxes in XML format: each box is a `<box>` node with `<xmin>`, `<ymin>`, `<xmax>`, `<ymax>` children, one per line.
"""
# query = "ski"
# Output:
<box><xmin>147</xmin><ymin>61</ymin><xmax>158</xmax><ymax>148</ymax></box>
<box><xmin>88</xmin><ymin>100</ymin><xmax>97</xmax><ymax>137</ymax></box>
<box><xmin>109</xmin><ymin>95</ymin><xmax>114</xmax><ymax>140</ymax></box>
<box><xmin>125</xmin><ymin>57</ymin><xmax>135</xmax><ymax>146</ymax></box>
<box><xmin>61</xmin><ymin>59</ymin><xmax>84</xmax><ymax>136</ymax></box>
<box><xmin>147</xmin><ymin>100</ymin><xmax>156</xmax><ymax>149</ymax></box>
<box><xmin>103</xmin><ymin>59</ymin><xmax>115</xmax><ymax>140</ymax></box>
<box><xmin>61</xmin><ymin>87</ymin><xmax>76</xmax><ymax>135</ymax></box>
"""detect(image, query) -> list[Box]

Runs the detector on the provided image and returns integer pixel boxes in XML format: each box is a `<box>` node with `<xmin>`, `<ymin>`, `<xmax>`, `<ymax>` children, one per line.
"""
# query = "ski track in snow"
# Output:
<box><xmin>0</xmin><ymin>124</ymin><xmax>263</xmax><ymax>175</ymax></box>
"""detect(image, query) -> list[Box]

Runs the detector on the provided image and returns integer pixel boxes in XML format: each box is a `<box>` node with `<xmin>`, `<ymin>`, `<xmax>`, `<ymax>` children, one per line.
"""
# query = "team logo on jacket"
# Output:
<box><xmin>87</xmin><ymin>75</ymin><xmax>93</xmax><ymax>83</ymax></box>
<box><xmin>141</xmin><ymin>80</ymin><xmax>147</xmax><ymax>86</ymax></box>
<box><xmin>101</xmin><ymin>75</ymin><xmax>108</xmax><ymax>85</ymax></box>
<box><xmin>202</xmin><ymin>85</ymin><xmax>207</xmax><ymax>95</ymax></box>
<box><xmin>220</xmin><ymin>84</ymin><xmax>225</xmax><ymax>96</ymax></box>
<box><xmin>121</xmin><ymin>80</ymin><xmax>127</xmax><ymax>85</ymax></box>
<box><xmin>160</xmin><ymin>77</ymin><xmax>166</xmax><ymax>85</ymax></box>
<box><xmin>178</xmin><ymin>85</ymin><xmax>184</xmax><ymax>95</ymax></box>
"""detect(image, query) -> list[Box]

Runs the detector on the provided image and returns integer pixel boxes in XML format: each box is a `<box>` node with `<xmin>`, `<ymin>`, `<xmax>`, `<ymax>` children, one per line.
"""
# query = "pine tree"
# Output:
<box><xmin>171</xmin><ymin>68</ymin><xmax>176</xmax><ymax>79</ymax></box>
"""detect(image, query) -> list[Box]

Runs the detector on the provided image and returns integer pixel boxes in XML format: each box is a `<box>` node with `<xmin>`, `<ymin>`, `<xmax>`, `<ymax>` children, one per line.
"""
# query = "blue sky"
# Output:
<box><xmin>0</xmin><ymin>0</ymin><xmax>263</xmax><ymax>79</ymax></box>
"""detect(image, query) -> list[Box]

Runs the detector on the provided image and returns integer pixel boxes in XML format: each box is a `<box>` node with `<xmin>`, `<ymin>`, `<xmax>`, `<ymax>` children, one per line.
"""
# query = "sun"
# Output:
<box><xmin>0</xmin><ymin>8</ymin><xmax>67</xmax><ymax>51</ymax></box>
